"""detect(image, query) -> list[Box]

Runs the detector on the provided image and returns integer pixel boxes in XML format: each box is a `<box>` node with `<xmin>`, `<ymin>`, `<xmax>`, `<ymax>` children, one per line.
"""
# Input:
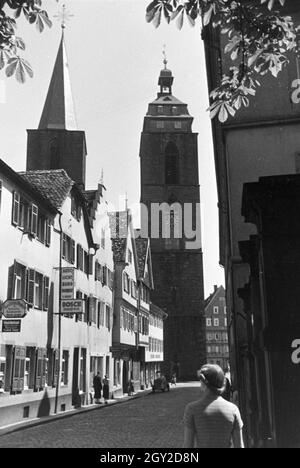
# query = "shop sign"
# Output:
<box><xmin>1</xmin><ymin>299</ymin><xmax>27</xmax><ymax>319</ymax></box>
<box><xmin>61</xmin><ymin>268</ymin><xmax>75</xmax><ymax>300</ymax></box>
<box><xmin>61</xmin><ymin>299</ymin><xmax>83</xmax><ymax>315</ymax></box>
<box><xmin>2</xmin><ymin>320</ymin><xmax>21</xmax><ymax>333</ymax></box>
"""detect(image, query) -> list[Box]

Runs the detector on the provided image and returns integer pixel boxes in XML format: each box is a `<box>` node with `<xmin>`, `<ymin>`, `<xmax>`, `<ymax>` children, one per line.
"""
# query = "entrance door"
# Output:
<box><xmin>122</xmin><ymin>360</ymin><xmax>128</xmax><ymax>394</ymax></box>
<box><xmin>72</xmin><ymin>347</ymin><xmax>79</xmax><ymax>405</ymax></box>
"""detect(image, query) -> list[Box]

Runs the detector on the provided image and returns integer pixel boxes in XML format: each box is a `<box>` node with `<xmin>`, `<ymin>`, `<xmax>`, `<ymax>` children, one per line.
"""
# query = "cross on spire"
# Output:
<box><xmin>54</xmin><ymin>3</ymin><xmax>74</xmax><ymax>33</ymax></box>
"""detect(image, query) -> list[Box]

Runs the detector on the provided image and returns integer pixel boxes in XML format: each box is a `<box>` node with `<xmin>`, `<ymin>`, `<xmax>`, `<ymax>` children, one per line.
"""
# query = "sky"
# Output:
<box><xmin>0</xmin><ymin>0</ymin><xmax>225</xmax><ymax>296</ymax></box>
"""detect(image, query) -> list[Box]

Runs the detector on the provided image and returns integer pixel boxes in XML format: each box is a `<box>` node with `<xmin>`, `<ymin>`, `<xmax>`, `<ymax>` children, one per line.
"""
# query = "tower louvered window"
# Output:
<box><xmin>165</xmin><ymin>142</ymin><xmax>179</xmax><ymax>185</ymax></box>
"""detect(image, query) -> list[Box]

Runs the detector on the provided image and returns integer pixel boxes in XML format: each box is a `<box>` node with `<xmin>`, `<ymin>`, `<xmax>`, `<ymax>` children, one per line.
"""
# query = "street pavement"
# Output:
<box><xmin>0</xmin><ymin>382</ymin><xmax>200</xmax><ymax>448</ymax></box>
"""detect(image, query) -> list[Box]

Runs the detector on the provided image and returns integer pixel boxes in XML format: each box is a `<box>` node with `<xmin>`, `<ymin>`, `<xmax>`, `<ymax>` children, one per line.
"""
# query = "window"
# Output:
<box><xmin>165</xmin><ymin>142</ymin><xmax>179</xmax><ymax>185</ymax></box>
<box><xmin>172</xmin><ymin>106</ymin><xmax>178</xmax><ymax>115</ymax></box>
<box><xmin>10</xmin><ymin>262</ymin><xmax>49</xmax><ymax>310</ymax></box>
<box><xmin>174</xmin><ymin>121</ymin><xmax>182</xmax><ymax>129</ymax></box>
<box><xmin>77</xmin><ymin>245</ymin><xmax>84</xmax><ymax>271</ymax></box>
<box><xmin>213</xmin><ymin>306</ymin><xmax>219</xmax><ymax>314</ymax></box>
<box><xmin>224</xmin><ymin>306</ymin><xmax>227</xmax><ymax>315</ymax></box>
<box><xmin>105</xmin><ymin>305</ymin><xmax>112</xmax><ymax>331</ymax></box>
<box><xmin>157</xmin><ymin>105</ymin><xmax>163</xmax><ymax>114</ymax></box>
<box><xmin>127</xmin><ymin>249</ymin><xmax>132</xmax><ymax>264</ymax></box>
<box><xmin>79</xmin><ymin>349</ymin><xmax>86</xmax><ymax>392</ymax></box>
<box><xmin>97</xmin><ymin>301</ymin><xmax>105</xmax><ymax>328</ymax></box>
<box><xmin>62</xmin><ymin>234</ymin><xmax>75</xmax><ymax>264</ymax></box>
<box><xmin>71</xmin><ymin>195</ymin><xmax>81</xmax><ymax>221</ymax></box>
<box><xmin>206</xmin><ymin>318</ymin><xmax>212</xmax><ymax>327</ymax></box>
<box><xmin>156</xmin><ymin>121</ymin><xmax>164</xmax><ymax>129</ymax></box>
<box><xmin>215</xmin><ymin>333</ymin><xmax>220</xmax><ymax>341</ymax></box>
<box><xmin>61</xmin><ymin>351</ymin><xmax>69</xmax><ymax>386</ymax></box>
<box><xmin>131</xmin><ymin>280</ymin><xmax>137</xmax><ymax>299</ymax></box>
<box><xmin>207</xmin><ymin>346</ymin><xmax>211</xmax><ymax>354</ymax></box>
<box><xmin>224</xmin><ymin>317</ymin><xmax>228</xmax><ymax>327</ymax></box>
<box><xmin>214</xmin><ymin>318</ymin><xmax>219</xmax><ymax>327</ymax></box>
<box><xmin>34</xmin><ymin>272</ymin><xmax>43</xmax><ymax>309</ymax></box>
<box><xmin>123</xmin><ymin>272</ymin><xmax>130</xmax><ymax>293</ymax></box>
<box><xmin>11</xmin><ymin>346</ymin><xmax>26</xmax><ymax>392</ymax></box>
<box><xmin>101</xmin><ymin>228</ymin><xmax>106</xmax><ymax>249</ymax></box>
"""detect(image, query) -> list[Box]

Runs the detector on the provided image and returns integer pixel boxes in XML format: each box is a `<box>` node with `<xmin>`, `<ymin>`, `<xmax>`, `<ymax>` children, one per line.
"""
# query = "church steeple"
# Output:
<box><xmin>158</xmin><ymin>51</ymin><xmax>174</xmax><ymax>96</ymax></box>
<box><xmin>27</xmin><ymin>32</ymin><xmax>87</xmax><ymax>188</ymax></box>
<box><xmin>38</xmin><ymin>35</ymin><xmax>77</xmax><ymax>131</ymax></box>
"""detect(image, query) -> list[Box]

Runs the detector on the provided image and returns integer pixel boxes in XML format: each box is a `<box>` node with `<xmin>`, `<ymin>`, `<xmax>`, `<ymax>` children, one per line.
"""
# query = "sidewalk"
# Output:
<box><xmin>0</xmin><ymin>387</ymin><xmax>153</xmax><ymax>437</ymax></box>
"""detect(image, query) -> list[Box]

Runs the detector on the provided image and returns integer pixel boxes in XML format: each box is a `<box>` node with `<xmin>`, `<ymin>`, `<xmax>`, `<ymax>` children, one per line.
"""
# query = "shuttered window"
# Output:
<box><xmin>11</xmin><ymin>346</ymin><xmax>26</xmax><ymax>392</ymax></box>
<box><xmin>31</xmin><ymin>204</ymin><xmax>38</xmax><ymax>236</ymax></box>
<box><xmin>35</xmin><ymin>348</ymin><xmax>47</xmax><ymax>391</ymax></box>
<box><xmin>62</xmin><ymin>234</ymin><xmax>75</xmax><ymax>264</ymax></box>
<box><xmin>43</xmin><ymin>277</ymin><xmax>49</xmax><ymax>310</ymax></box>
<box><xmin>12</xmin><ymin>192</ymin><xmax>20</xmax><ymax>226</ymax></box>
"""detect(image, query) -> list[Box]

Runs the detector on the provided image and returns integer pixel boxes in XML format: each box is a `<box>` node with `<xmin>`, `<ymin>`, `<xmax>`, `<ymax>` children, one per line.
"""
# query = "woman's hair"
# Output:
<box><xmin>198</xmin><ymin>364</ymin><xmax>226</xmax><ymax>395</ymax></box>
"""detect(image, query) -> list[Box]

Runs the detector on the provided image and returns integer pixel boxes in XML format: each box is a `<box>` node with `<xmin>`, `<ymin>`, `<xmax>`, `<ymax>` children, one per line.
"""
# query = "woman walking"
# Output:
<box><xmin>102</xmin><ymin>375</ymin><xmax>109</xmax><ymax>404</ymax></box>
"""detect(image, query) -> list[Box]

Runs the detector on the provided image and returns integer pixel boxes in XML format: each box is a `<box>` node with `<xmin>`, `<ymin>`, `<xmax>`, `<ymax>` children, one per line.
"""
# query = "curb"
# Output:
<box><xmin>0</xmin><ymin>389</ymin><xmax>152</xmax><ymax>438</ymax></box>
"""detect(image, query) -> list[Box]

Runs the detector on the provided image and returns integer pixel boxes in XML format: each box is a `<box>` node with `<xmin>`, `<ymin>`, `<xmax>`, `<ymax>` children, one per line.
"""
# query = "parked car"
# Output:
<box><xmin>152</xmin><ymin>375</ymin><xmax>170</xmax><ymax>393</ymax></box>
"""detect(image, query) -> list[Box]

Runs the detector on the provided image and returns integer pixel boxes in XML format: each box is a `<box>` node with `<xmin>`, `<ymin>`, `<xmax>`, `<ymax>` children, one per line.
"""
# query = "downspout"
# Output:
<box><xmin>54</xmin><ymin>212</ymin><xmax>63</xmax><ymax>414</ymax></box>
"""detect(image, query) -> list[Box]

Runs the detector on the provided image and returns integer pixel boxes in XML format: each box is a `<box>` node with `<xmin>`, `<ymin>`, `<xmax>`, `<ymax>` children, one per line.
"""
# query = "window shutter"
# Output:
<box><xmin>88</xmin><ymin>254</ymin><xmax>93</xmax><ymax>276</ymax></box>
<box><xmin>41</xmin><ymin>349</ymin><xmax>47</xmax><ymax>388</ymax></box>
<box><xmin>120</xmin><ymin>308</ymin><xmax>123</xmax><ymax>329</ymax></box>
<box><xmin>31</xmin><ymin>204</ymin><xmax>38</xmax><ymax>236</ymax></box>
<box><xmin>35</xmin><ymin>348</ymin><xmax>43</xmax><ymax>390</ymax></box>
<box><xmin>62</xmin><ymin>234</ymin><xmax>67</xmax><ymax>259</ymax></box>
<box><xmin>43</xmin><ymin>277</ymin><xmax>49</xmax><ymax>311</ymax></box>
<box><xmin>52</xmin><ymin>350</ymin><xmax>59</xmax><ymax>387</ymax></box>
<box><xmin>12</xmin><ymin>346</ymin><xmax>26</xmax><ymax>392</ymax></box>
<box><xmin>27</xmin><ymin>269</ymin><xmax>35</xmax><ymax>305</ymax></box>
<box><xmin>12</xmin><ymin>192</ymin><xmax>20</xmax><ymax>226</ymax></box>
<box><xmin>71</xmin><ymin>240</ymin><xmax>75</xmax><ymax>264</ymax></box>
<box><xmin>94</xmin><ymin>260</ymin><xmax>98</xmax><ymax>281</ymax></box>
<box><xmin>46</xmin><ymin>220</ymin><xmax>51</xmax><ymax>246</ymax></box>
<box><xmin>7</xmin><ymin>261</ymin><xmax>17</xmax><ymax>300</ymax></box>
<box><xmin>134</xmin><ymin>316</ymin><xmax>138</xmax><ymax>333</ymax></box>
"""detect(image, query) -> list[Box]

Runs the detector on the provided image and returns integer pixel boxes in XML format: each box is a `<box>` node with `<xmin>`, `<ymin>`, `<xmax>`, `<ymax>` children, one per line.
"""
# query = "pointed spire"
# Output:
<box><xmin>38</xmin><ymin>34</ymin><xmax>77</xmax><ymax>131</ymax></box>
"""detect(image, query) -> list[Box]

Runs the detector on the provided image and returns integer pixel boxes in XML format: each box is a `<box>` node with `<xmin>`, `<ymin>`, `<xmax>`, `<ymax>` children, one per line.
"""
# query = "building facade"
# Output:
<box><xmin>203</xmin><ymin>0</ymin><xmax>300</xmax><ymax>447</ymax></box>
<box><xmin>139</xmin><ymin>62</ymin><xmax>206</xmax><ymax>380</ymax></box>
<box><xmin>204</xmin><ymin>285</ymin><xmax>229</xmax><ymax>370</ymax></box>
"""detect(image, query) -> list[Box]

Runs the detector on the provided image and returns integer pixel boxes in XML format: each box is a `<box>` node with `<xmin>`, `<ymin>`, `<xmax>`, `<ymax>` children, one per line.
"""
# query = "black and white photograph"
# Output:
<box><xmin>0</xmin><ymin>0</ymin><xmax>299</xmax><ymax>451</ymax></box>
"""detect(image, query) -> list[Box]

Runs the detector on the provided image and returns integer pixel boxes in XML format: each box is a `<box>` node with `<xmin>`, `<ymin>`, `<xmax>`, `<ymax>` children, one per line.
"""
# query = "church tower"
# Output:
<box><xmin>26</xmin><ymin>33</ymin><xmax>87</xmax><ymax>188</ymax></box>
<box><xmin>139</xmin><ymin>59</ymin><xmax>206</xmax><ymax>380</ymax></box>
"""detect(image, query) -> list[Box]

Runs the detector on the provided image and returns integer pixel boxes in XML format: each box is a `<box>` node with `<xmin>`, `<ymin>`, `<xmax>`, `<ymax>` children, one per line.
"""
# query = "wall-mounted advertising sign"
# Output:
<box><xmin>61</xmin><ymin>267</ymin><xmax>75</xmax><ymax>300</ymax></box>
<box><xmin>1</xmin><ymin>299</ymin><xmax>28</xmax><ymax>319</ymax></box>
<box><xmin>61</xmin><ymin>299</ymin><xmax>83</xmax><ymax>315</ymax></box>
<box><xmin>2</xmin><ymin>320</ymin><xmax>21</xmax><ymax>333</ymax></box>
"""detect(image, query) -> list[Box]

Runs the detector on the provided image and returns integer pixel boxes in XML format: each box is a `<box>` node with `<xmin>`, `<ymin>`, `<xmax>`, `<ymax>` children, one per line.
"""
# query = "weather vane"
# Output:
<box><xmin>163</xmin><ymin>44</ymin><xmax>168</xmax><ymax>69</ymax></box>
<box><xmin>54</xmin><ymin>3</ymin><xmax>74</xmax><ymax>31</ymax></box>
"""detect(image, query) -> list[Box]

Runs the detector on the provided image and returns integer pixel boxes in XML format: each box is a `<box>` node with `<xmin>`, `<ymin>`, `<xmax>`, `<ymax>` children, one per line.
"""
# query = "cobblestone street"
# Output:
<box><xmin>0</xmin><ymin>384</ymin><xmax>200</xmax><ymax>448</ymax></box>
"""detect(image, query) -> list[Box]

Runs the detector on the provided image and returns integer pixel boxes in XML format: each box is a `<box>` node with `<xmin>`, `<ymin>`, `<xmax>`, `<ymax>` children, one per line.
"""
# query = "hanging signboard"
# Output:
<box><xmin>2</xmin><ymin>320</ymin><xmax>21</xmax><ymax>333</ymax></box>
<box><xmin>1</xmin><ymin>299</ymin><xmax>28</xmax><ymax>319</ymax></box>
<box><xmin>61</xmin><ymin>299</ymin><xmax>84</xmax><ymax>315</ymax></box>
<box><xmin>61</xmin><ymin>267</ymin><xmax>75</xmax><ymax>300</ymax></box>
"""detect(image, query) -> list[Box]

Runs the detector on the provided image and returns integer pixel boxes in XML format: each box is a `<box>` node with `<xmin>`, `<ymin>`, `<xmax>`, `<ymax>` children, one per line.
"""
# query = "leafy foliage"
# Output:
<box><xmin>146</xmin><ymin>0</ymin><xmax>299</xmax><ymax>122</ymax></box>
<box><xmin>0</xmin><ymin>0</ymin><xmax>56</xmax><ymax>83</ymax></box>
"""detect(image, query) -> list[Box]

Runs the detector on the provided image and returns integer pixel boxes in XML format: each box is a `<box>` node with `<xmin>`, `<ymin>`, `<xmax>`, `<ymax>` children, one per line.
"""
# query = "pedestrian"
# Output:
<box><xmin>93</xmin><ymin>372</ymin><xmax>102</xmax><ymax>404</ymax></box>
<box><xmin>183</xmin><ymin>364</ymin><xmax>244</xmax><ymax>448</ymax></box>
<box><xmin>171</xmin><ymin>373</ymin><xmax>177</xmax><ymax>386</ymax></box>
<box><xmin>102</xmin><ymin>374</ymin><xmax>109</xmax><ymax>404</ymax></box>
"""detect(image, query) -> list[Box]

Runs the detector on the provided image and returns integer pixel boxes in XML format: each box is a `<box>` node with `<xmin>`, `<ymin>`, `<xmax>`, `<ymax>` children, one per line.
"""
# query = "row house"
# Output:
<box><xmin>109</xmin><ymin>212</ymin><xmax>167</xmax><ymax>396</ymax></box>
<box><xmin>0</xmin><ymin>33</ymin><xmax>114</xmax><ymax>426</ymax></box>
<box><xmin>204</xmin><ymin>285</ymin><xmax>229</xmax><ymax>371</ymax></box>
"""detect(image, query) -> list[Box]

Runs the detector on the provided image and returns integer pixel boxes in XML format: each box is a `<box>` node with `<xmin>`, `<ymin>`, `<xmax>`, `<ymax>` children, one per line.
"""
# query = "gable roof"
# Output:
<box><xmin>0</xmin><ymin>159</ymin><xmax>57</xmax><ymax>215</ymax></box>
<box><xmin>204</xmin><ymin>285</ymin><xmax>225</xmax><ymax>310</ymax></box>
<box><xmin>19</xmin><ymin>169</ymin><xmax>74</xmax><ymax>210</ymax></box>
<box><xmin>134</xmin><ymin>230</ymin><xmax>154</xmax><ymax>289</ymax></box>
<box><xmin>108</xmin><ymin>211</ymin><xmax>129</xmax><ymax>263</ymax></box>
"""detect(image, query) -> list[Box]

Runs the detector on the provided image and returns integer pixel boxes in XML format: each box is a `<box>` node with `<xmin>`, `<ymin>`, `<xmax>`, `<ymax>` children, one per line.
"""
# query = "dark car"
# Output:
<box><xmin>152</xmin><ymin>376</ymin><xmax>170</xmax><ymax>393</ymax></box>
